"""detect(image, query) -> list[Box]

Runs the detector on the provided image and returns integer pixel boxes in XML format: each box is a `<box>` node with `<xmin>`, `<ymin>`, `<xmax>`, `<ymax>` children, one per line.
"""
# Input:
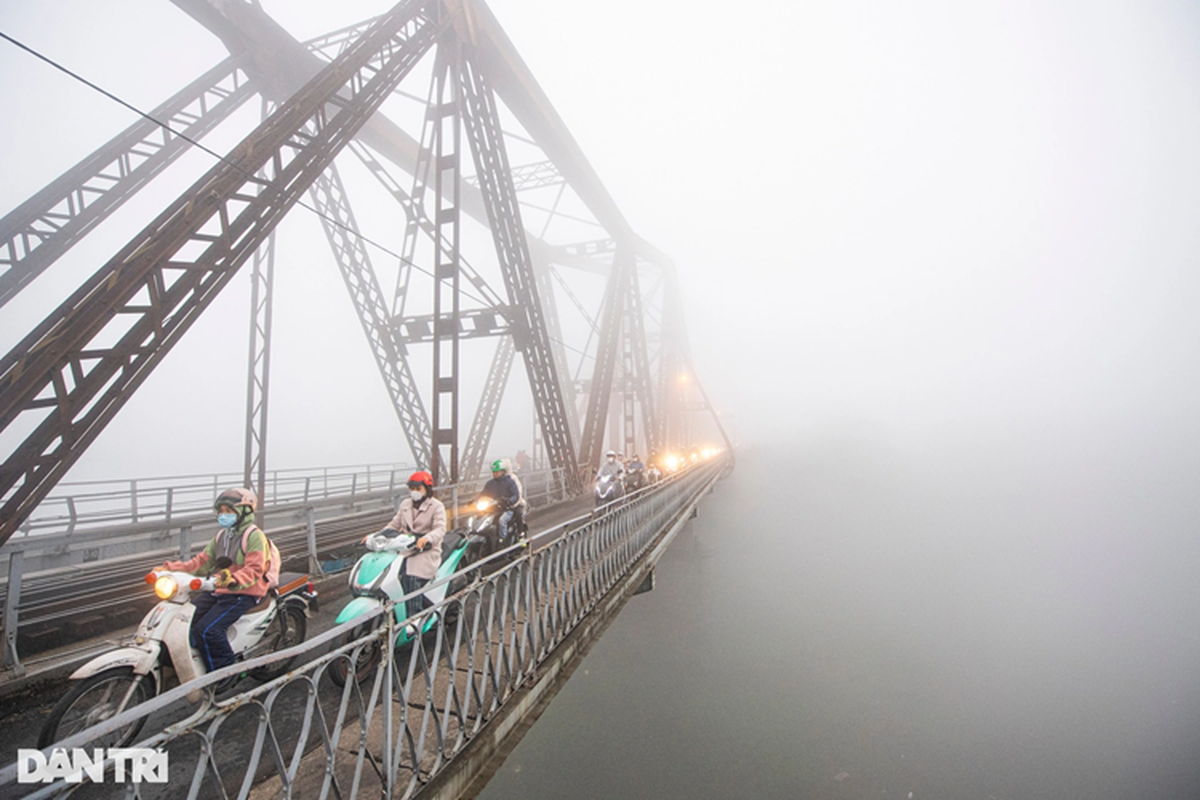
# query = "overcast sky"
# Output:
<box><xmin>1</xmin><ymin>0</ymin><xmax>1198</xmax><ymax>480</ymax></box>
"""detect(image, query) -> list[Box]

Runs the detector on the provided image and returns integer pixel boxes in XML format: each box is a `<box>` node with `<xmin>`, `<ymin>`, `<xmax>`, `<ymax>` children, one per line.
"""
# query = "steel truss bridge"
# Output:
<box><xmin>0</xmin><ymin>0</ymin><xmax>731</xmax><ymax>555</ymax></box>
<box><xmin>0</xmin><ymin>458</ymin><xmax>729</xmax><ymax>799</ymax></box>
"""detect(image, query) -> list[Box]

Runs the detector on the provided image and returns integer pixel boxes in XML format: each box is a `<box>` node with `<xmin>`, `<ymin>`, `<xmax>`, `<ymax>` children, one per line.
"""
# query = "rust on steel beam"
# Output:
<box><xmin>458</xmin><ymin>48</ymin><xmax>579</xmax><ymax>490</ymax></box>
<box><xmin>0</xmin><ymin>0</ymin><xmax>444</xmax><ymax>547</ymax></box>
<box><xmin>0</xmin><ymin>56</ymin><xmax>255</xmax><ymax>309</ymax></box>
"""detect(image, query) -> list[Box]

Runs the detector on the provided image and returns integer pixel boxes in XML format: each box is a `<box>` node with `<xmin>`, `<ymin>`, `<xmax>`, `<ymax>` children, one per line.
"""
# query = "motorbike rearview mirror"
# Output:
<box><xmin>214</xmin><ymin>556</ymin><xmax>234</xmax><ymax>570</ymax></box>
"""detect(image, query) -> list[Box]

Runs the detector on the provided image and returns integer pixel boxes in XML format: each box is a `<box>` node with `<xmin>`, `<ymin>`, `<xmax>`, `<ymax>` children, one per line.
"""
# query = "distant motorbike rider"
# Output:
<box><xmin>378</xmin><ymin>471</ymin><xmax>446</xmax><ymax>620</ymax></box>
<box><xmin>160</xmin><ymin>488</ymin><xmax>270</xmax><ymax>675</ymax></box>
<box><xmin>479</xmin><ymin>458</ymin><xmax>525</xmax><ymax>546</ymax></box>
<box><xmin>596</xmin><ymin>451</ymin><xmax>624</xmax><ymax>481</ymax></box>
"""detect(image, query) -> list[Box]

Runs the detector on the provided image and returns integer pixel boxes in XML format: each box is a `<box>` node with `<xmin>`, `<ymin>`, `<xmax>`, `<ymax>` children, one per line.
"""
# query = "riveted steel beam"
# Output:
<box><xmin>458</xmin><ymin>48</ymin><xmax>579</xmax><ymax>490</ymax></box>
<box><xmin>0</xmin><ymin>56</ymin><xmax>255</xmax><ymax>309</ymax></box>
<box><xmin>0</xmin><ymin>0</ymin><xmax>443</xmax><ymax>547</ymax></box>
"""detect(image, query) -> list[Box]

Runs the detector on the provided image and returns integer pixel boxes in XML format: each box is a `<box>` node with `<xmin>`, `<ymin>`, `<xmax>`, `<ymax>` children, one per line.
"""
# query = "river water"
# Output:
<box><xmin>478</xmin><ymin>432</ymin><xmax>1200</xmax><ymax>799</ymax></box>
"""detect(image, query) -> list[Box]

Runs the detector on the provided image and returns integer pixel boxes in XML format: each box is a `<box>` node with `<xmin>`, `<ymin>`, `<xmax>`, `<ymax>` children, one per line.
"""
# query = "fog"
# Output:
<box><xmin>2</xmin><ymin>0</ymin><xmax>1200</xmax><ymax>794</ymax></box>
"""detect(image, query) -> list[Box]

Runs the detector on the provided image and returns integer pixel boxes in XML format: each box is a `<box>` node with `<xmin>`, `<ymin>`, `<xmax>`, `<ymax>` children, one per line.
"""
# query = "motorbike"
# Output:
<box><xmin>329</xmin><ymin>527</ymin><xmax>482</xmax><ymax>686</ymax></box>
<box><xmin>468</xmin><ymin>495</ymin><xmax>528</xmax><ymax>559</ymax></box>
<box><xmin>625</xmin><ymin>466</ymin><xmax>647</xmax><ymax>492</ymax></box>
<box><xmin>38</xmin><ymin>560</ymin><xmax>317</xmax><ymax>748</ymax></box>
<box><xmin>594</xmin><ymin>472</ymin><xmax>625</xmax><ymax>507</ymax></box>
<box><xmin>646</xmin><ymin>465</ymin><xmax>662</xmax><ymax>484</ymax></box>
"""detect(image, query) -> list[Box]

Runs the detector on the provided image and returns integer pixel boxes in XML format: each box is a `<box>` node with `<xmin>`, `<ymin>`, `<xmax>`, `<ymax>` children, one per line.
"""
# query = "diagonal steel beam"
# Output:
<box><xmin>578</xmin><ymin>247</ymin><xmax>633</xmax><ymax>471</ymax></box>
<box><xmin>0</xmin><ymin>0</ymin><xmax>443</xmax><ymax>547</ymax></box>
<box><xmin>458</xmin><ymin>47</ymin><xmax>579</xmax><ymax>490</ymax></box>
<box><xmin>306</xmin><ymin>161</ymin><xmax>433</xmax><ymax>466</ymax></box>
<box><xmin>460</xmin><ymin>335</ymin><xmax>515</xmax><ymax>480</ymax></box>
<box><xmin>0</xmin><ymin>56</ymin><xmax>255</xmax><ymax>308</ymax></box>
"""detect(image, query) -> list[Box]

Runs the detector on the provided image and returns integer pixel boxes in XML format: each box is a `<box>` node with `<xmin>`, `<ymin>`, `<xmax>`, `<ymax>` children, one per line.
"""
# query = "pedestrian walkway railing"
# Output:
<box><xmin>0</xmin><ymin>456</ymin><xmax>727</xmax><ymax>799</ymax></box>
<box><xmin>0</xmin><ymin>467</ymin><xmax>568</xmax><ymax>674</ymax></box>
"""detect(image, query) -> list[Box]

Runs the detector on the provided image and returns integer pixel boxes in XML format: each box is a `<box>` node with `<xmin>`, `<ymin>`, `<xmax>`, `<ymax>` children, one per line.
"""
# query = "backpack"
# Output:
<box><xmin>230</xmin><ymin>525</ymin><xmax>281</xmax><ymax>589</ymax></box>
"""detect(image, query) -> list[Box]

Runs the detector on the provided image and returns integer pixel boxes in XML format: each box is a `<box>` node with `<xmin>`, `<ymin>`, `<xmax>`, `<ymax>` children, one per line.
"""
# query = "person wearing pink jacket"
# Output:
<box><xmin>161</xmin><ymin>487</ymin><xmax>269</xmax><ymax>675</ymax></box>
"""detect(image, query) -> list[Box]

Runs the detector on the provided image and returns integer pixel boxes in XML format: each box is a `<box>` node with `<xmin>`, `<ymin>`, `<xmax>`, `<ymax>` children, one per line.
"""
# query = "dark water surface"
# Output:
<box><xmin>478</xmin><ymin>434</ymin><xmax>1200</xmax><ymax>799</ymax></box>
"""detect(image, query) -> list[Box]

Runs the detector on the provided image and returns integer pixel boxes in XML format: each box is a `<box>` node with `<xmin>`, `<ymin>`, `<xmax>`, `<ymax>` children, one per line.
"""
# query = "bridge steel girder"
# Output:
<box><xmin>306</xmin><ymin>161</ymin><xmax>433</xmax><ymax>467</ymax></box>
<box><xmin>461</xmin><ymin>334</ymin><xmax>515</xmax><ymax>481</ymax></box>
<box><xmin>458</xmin><ymin>49</ymin><xmax>580</xmax><ymax>491</ymax></box>
<box><xmin>242</xmin><ymin>227</ymin><xmax>276</xmax><ymax>508</ymax></box>
<box><xmin>0</xmin><ymin>0</ymin><xmax>443</xmax><ymax>547</ymax></box>
<box><xmin>626</xmin><ymin>265</ymin><xmax>659</xmax><ymax>457</ymax></box>
<box><xmin>429</xmin><ymin>40</ymin><xmax>464</xmax><ymax>485</ymax></box>
<box><xmin>0</xmin><ymin>56</ymin><xmax>256</xmax><ymax>309</ymax></box>
<box><xmin>578</xmin><ymin>247</ymin><xmax>633</xmax><ymax>473</ymax></box>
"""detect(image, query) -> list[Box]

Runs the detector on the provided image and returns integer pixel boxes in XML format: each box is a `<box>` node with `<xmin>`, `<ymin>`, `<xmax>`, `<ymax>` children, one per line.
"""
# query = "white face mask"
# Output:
<box><xmin>409</xmin><ymin>489</ymin><xmax>425</xmax><ymax>502</ymax></box>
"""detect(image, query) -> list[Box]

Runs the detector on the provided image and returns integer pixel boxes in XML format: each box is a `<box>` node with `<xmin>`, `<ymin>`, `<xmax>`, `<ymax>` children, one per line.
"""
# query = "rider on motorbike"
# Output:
<box><xmin>160</xmin><ymin>488</ymin><xmax>270</xmax><ymax>678</ymax></box>
<box><xmin>479</xmin><ymin>459</ymin><xmax>525</xmax><ymax>547</ymax></box>
<box><xmin>378</xmin><ymin>471</ymin><xmax>446</xmax><ymax>620</ymax></box>
<box><xmin>597</xmin><ymin>451</ymin><xmax>624</xmax><ymax>481</ymax></box>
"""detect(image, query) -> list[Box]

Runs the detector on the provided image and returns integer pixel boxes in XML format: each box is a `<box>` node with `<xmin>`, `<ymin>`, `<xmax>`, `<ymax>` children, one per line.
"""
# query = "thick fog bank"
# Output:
<box><xmin>480</xmin><ymin>429</ymin><xmax>1200</xmax><ymax>799</ymax></box>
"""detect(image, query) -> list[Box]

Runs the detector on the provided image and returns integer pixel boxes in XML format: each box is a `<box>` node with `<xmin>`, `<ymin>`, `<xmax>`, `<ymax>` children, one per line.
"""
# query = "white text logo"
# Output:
<box><xmin>17</xmin><ymin>748</ymin><xmax>168</xmax><ymax>784</ymax></box>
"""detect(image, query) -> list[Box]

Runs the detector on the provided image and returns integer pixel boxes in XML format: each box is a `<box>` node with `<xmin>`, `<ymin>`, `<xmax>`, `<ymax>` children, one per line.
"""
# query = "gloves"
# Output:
<box><xmin>215</xmin><ymin>569</ymin><xmax>234</xmax><ymax>588</ymax></box>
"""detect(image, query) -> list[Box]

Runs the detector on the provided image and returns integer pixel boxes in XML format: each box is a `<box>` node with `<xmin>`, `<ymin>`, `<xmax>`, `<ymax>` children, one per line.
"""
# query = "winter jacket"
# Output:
<box><xmin>480</xmin><ymin>474</ymin><xmax>521</xmax><ymax>508</ymax></box>
<box><xmin>384</xmin><ymin>496</ymin><xmax>447</xmax><ymax>580</ymax></box>
<box><xmin>164</xmin><ymin>521</ymin><xmax>271</xmax><ymax>598</ymax></box>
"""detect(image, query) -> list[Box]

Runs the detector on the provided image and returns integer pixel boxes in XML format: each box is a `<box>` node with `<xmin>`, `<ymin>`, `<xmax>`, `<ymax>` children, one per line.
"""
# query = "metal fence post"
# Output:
<box><xmin>306</xmin><ymin>506</ymin><xmax>322</xmax><ymax>576</ymax></box>
<box><xmin>178</xmin><ymin>524</ymin><xmax>192</xmax><ymax>560</ymax></box>
<box><xmin>2</xmin><ymin>550</ymin><xmax>25</xmax><ymax>676</ymax></box>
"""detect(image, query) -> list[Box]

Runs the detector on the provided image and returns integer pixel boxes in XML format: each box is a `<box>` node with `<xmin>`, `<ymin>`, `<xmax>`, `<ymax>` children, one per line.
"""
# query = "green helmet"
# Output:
<box><xmin>491</xmin><ymin>458</ymin><xmax>508</xmax><ymax>474</ymax></box>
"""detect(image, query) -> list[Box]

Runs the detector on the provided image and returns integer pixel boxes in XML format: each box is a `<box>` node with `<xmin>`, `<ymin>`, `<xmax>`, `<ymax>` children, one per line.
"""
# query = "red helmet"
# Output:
<box><xmin>407</xmin><ymin>471</ymin><xmax>434</xmax><ymax>490</ymax></box>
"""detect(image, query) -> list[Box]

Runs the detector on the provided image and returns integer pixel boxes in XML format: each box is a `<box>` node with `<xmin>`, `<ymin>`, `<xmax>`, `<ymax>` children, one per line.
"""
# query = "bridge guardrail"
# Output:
<box><xmin>0</xmin><ymin>468</ymin><xmax>568</xmax><ymax>674</ymax></box>
<box><xmin>0</xmin><ymin>456</ymin><xmax>727</xmax><ymax>799</ymax></box>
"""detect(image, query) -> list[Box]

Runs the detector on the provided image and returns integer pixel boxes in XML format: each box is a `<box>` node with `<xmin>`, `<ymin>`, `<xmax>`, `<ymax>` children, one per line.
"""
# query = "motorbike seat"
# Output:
<box><xmin>273</xmin><ymin>572</ymin><xmax>309</xmax><ymax>597</ymax></box>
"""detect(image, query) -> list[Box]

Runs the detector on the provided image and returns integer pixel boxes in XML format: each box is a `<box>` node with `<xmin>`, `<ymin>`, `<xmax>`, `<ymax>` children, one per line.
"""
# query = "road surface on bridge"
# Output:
<box><xmin>0</xmin><ymin>492</ymin><xmax>596</xmax><ymax>769</ymax></box>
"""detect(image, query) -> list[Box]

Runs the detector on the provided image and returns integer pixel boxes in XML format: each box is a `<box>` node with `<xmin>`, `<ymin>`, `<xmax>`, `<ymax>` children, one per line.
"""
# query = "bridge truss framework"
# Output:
<box><xmin>0</xmin><ymin>0</ymin><xmax>731</xmax><ymax>549</ymax></box>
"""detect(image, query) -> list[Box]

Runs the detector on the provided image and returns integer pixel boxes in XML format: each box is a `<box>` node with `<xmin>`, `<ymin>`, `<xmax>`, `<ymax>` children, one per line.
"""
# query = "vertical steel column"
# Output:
<box><xmin>430</xmin><ymin>42</ymin><xmax>462</xmax><ymax>485</ymax></box>
<box><xmin>579</xmin><ymin>248</ymin><xmax>633</xmax><ymax>470</ymax></box>
<box><xmin>242</xmin><ymin>229</ymin><xmax>275</xmax><ymax>514</ymax></box>
<box><xmin>622</xmin><ymin>314</ymin><xmax>636</xmax><ymax>456</ymax></box>
<box><xmin>626</xmin><ymin>264</ymin><xmax>659</xmax><ymax>455</ymax></box>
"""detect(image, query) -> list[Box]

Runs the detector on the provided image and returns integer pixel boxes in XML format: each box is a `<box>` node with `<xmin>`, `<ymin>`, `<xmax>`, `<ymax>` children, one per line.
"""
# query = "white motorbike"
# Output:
<box><xmin>594</xmin><ymin>472</ymin><xmax>625</xmax><ymax>507</ymax></box>
<box><xmin>38</xmin><ymin>562</ymin><xmax>317</xmax><ymax>748</ymax></box>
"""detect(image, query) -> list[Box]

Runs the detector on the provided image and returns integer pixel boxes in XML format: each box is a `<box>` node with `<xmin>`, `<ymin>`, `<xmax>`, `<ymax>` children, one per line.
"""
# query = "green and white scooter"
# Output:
<box><xmin>329</xmin><ymin>527</ymin><xmax>479</xmax><ymax>686</ymax></box>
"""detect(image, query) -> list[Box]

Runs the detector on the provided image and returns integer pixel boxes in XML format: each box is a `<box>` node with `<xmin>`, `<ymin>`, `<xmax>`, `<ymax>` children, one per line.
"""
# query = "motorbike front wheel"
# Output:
<box><xmin>248</xmin><ymin>605</ymin><xmax>308</xmax><ymax>683</ymax></box>
<box><xmin>327</xmin><ymin>621</ymin><xmax>383</xmax><ymax>687</ymax></box>
<box><xmin>38</xmin><ymin>667</ymin><xmax>156</xmax><ymax>749</ymax></box>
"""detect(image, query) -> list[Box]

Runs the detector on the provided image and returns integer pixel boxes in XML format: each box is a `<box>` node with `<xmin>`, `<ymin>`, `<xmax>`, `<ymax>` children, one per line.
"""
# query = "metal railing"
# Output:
<box><xmin>0</xmin><ymin>468</ymin><xmax>569</xmax><ymax>674</ymax></box>
<box><xmin>11</xmin><ymin>464</ymin><xmax>417</xmax><ymax>538</ymax></box>
<box><xmin>0</xmin><ymin>457</ymin><xmax>727</xmax><ymax>799</ymax></box>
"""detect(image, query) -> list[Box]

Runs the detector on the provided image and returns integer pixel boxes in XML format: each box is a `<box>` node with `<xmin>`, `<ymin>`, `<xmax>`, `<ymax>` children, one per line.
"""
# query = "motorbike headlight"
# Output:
<box><xmin>476</xmin><ymin>498</ymin><xmax>492</xmax><ymax>512</ymax></box>
<box><xmin>154</xmin><ymin>575</ymin><xmax>179</xmax><ymax>600</ymax></box>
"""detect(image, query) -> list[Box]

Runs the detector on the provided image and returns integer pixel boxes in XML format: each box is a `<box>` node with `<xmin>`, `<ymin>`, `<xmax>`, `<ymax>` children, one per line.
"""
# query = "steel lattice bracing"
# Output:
<box><xmin>0</xmin><ymin>0</ymin><xmax>443</xmax><ymax>545</ymax></box>
<box><xmin>458</xmin><ymin>48</ymin><xmax>580</xmax><ymax>489</ymax></box>
<box><xmin>0</xmin><ymin>0</ymin><xmax>728</xmax><ymax>547</ymax></box>
<box><xmin>0</xmin><ymin>57</ymin><xmax>256</xmax><ymax>309</ymax></box>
